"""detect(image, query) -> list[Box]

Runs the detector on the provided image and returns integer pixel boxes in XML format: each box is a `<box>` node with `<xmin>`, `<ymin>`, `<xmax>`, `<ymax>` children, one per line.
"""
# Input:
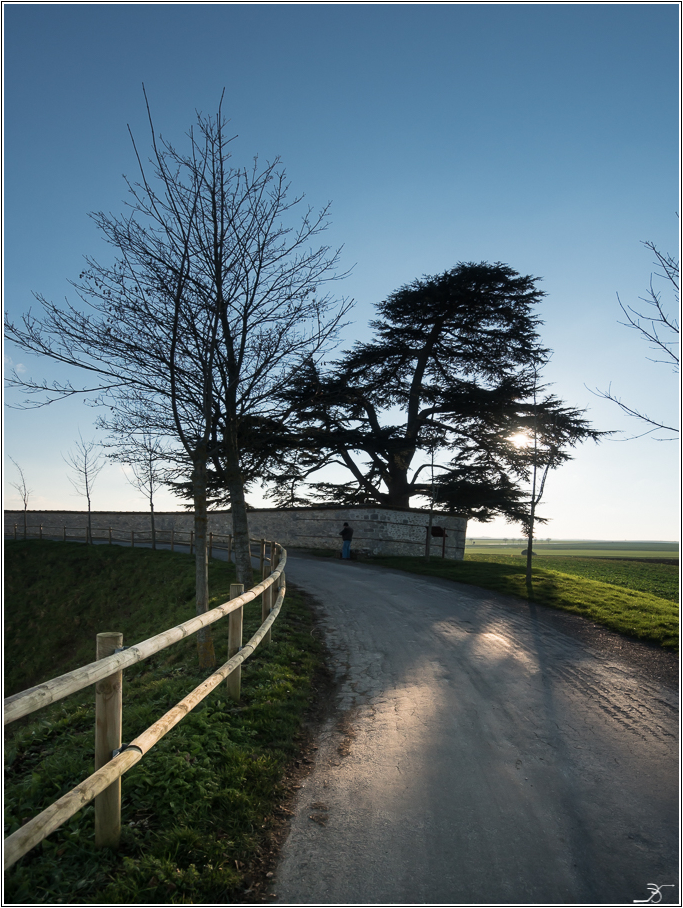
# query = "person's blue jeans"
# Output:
<box><xmin>342</xmin><ymin>540</ymin><xmax>351</xmax><ymax>559</ymax></box>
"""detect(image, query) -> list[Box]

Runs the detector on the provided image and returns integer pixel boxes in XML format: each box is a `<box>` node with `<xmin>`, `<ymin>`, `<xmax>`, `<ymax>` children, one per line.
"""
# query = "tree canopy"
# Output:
<box><xmin>277</xmin><ymin>262</ymin><xmax>602</xmax><ymax>523</ymax></box>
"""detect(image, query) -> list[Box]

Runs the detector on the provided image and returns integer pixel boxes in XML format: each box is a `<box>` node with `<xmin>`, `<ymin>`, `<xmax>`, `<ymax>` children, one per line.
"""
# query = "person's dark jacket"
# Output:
<box><xmin>340</xmin><ymin>526</ymin><xmax>353</xmax><ymax>541</ymax></box>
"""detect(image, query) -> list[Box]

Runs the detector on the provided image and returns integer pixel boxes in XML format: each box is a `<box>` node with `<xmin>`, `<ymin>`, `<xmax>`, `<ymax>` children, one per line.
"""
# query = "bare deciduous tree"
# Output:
<box><xmin>62</xmin><ymin>434</ymin><xmax>105</xmax><ymax>543</ymax></box>
<box><xmin>109</xmin><ymin>433</ymin><xmax>170</xmax><ymax>549</ymax></box>
<box><xmin>516</xmin><ymin>365</ymin><xmax>605</xmax><ymax>585</ymax></box>
<box><xmin>9</xmin><ymin>457</ymin><xmax>33</xmax><ymax>539</ymax></box>
<box><xmin>5</xmin><ymin>89</ymin><xmax>351</xmax><ymax>669</ymax></box>
<box><xmin>595</xmin><ymin>241</ymin><xmax>679</xmax><ymax>440</ymax></box>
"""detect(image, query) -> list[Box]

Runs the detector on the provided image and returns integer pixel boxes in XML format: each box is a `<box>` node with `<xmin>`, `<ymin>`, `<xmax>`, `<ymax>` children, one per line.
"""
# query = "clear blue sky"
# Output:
<box><xmin>3</xmin><ymin>3</ymin><xmax>680</xmax><ymax>540</ymax></box>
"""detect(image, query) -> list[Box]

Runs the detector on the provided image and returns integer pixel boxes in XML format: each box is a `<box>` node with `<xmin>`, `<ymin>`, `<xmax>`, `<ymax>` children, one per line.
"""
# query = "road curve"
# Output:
<box><xmin>273</xmin><ymin>555</ymin><xmax>679</xmax><ymax>906</ymax></box>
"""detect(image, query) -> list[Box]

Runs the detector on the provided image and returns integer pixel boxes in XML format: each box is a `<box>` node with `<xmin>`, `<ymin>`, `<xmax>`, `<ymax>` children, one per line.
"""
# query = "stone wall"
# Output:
<box><xmin>4</xmin><ymin>506</ymin><xmax>467</xmax><ymax>559</ymax></box>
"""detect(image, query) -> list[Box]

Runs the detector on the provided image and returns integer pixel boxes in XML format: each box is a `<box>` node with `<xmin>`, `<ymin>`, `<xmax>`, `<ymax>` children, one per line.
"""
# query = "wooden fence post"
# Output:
<box><xmin>279</xmin><ymin>567</ymin><xmax>286</xmax><ymax>608</ymax></box>
<box><xmin>263</xmin><ymin>544</ymin><xmax>279</xmax><ymax>645</ymax></box>
<box><xmin>227</xmin><ymin>584</ymin><xmax>244</xmax><ymax>702</ymax></box>
<box><xmin>259</xmin><ymin>538</ymin><xmax>266</xmax><ymax>582</ymax></box>
<box><xmin>261</xmin><ymin>543</ymin><xmax>272</xmax><ymax>636</ymax></box>
<box><xmin>94</xmin><ymin>632</ymin><xmax>123</xmax><ymax>850</ymax></box>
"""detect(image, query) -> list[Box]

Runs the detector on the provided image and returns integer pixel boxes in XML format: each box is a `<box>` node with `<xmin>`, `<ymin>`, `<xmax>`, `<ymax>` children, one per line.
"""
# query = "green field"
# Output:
<box><xmin>4</xmin><ymin>541</ymin><xmax>325</xmax><ymax>904</ymax></box>
<box><xmin>465</xmin><ymin>539</ymin><xmax>679</xmax><ymax>560</ymax></box>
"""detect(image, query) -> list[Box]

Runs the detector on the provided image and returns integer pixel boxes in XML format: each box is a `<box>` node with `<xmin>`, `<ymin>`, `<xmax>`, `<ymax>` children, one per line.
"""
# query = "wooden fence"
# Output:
<box><xmin>5</xmin><ymin>522</ymin><xmax>238</xmax><ymax>558</ymax></box>
<box><xmin>3</xmin><ymin>539</ymin><xmax>287</xmax><ymax>870</ymax></box>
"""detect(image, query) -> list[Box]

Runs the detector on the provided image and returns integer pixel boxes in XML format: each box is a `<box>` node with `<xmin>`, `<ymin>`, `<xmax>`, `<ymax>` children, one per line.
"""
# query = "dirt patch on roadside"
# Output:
<box><xmin>335</xmin><ymin>715</ymin><xmax>357</xmax><ymax>759</ymax></box>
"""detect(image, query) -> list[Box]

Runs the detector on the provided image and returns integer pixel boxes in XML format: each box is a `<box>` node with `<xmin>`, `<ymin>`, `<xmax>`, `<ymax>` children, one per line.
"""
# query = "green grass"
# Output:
<box><xmin>466</xmin><ymin>554</ymin><xmax>679</xmax><ymax>601</ymax></box>
<box><xmin>465</xmin><ymin>539</ymin><xmax>679</xmax><ymax>560</ymax></box>
<box><xmin>4</xmin><ymin>541</ymin><xmax>225</xmax><ymax>697</ymax></box>
<box><xmin>4</xmin><ymin>541</ymin><xmax>326</xmax><ymax>904</ymax></box>
<box><xmin>367</xmin><ymin>552</ymin><xmax>679</xmax><ymax>651</ymax></box>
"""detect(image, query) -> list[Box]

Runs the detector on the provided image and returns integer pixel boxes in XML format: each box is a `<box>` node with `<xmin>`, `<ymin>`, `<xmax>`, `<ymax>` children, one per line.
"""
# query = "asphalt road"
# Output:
<box><xmin>273</xmin><ymin>555</ymin><xmax>679</xmax><ymax>906</ymax></box>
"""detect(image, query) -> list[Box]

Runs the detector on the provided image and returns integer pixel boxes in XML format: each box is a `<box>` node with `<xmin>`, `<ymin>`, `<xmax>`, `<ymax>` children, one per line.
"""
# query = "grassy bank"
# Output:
<box><xmin>367</xmin><ymin>553</ymin><xmax>679</xmax><ymax>651</ymax></box>
<box><xmin>4</xmin><ymin>541</ymin><xmax>326</xmax><ymax>904</ymax></box>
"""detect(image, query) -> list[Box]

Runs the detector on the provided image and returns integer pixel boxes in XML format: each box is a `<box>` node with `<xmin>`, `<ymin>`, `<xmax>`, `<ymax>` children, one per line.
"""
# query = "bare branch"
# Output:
<box><xmin>590</xmin><ymin>383</ymin><xmax>678</xmax><ymax>440</ymax></box>
<box><xmin>62</xmin><ymin>434</ymin><xmax>105</xmax><ymax>542</ymax></box>
<box><xmin>595</xmin><ymin>239</ymin><xmax>679</xmax><ymax>437</ymax></box>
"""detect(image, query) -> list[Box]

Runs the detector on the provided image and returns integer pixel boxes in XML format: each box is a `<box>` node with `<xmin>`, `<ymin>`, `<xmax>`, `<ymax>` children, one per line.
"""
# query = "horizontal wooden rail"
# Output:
<box><xmin>4</xmin><ymin>583</ymin><xmax>286</xmax><ymax>870</ymax></box>
<box><xmin>4</xmin><ymin>546</ymin><xmax>286</xmax><ymax>725</ymax></box>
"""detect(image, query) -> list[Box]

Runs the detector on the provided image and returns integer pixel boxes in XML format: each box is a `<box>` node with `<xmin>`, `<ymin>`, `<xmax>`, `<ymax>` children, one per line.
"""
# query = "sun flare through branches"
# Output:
<box><xmin>508</xmin><ymin>432</ymin><xmax>533</xmax><ymax>449</ymax></box>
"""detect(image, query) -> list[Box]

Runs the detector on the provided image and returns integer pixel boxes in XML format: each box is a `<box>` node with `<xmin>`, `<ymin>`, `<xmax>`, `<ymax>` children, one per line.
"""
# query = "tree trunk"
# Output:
<box><xmin>525</xmin><ymin>512</ymin><xmax>534</xmax><ymax>586</ymax></box>
<box><xmin>149</xmin><ymin>491</ymin><xmax>156</xmax><ymax>550</ymax></box>
<box><xmin>385</xmin><ymin>488</ymin><xmax>411</xmax><ymax>509</ymax></box>
<box><xmin>86</xmin><ymin>494</ymin><xmax>93</xmax><ymax>545</ymax></box>
<box><xmin>525</xmin><ymin>463</ymin><xmax>537</xmax><ymax>587</ymax></box>
<box><xmin>384</xmin><ymin>449</ymin><xmax>414</xmax><ymax>509</ymax></box>
<box><xmin>223</xmin><ymin>428</ymin><xmax>254</xmax><ymax>589</ymax></box>
<box><xmin>384</xmin><ymin>472</ymin><xmax>411</xmax><ymax>509</ymax></box>
<box><xmin>192</xmin><ymin>451</ymin><xmax>216</xmax><ymax>669</ymax></box>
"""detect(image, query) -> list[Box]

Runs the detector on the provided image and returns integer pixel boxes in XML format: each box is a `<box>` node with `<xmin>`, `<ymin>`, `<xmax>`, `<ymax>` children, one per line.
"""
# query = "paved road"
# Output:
<box><xmin>274</xmin><ymin>555</ymin><xmax>679</xmax><ymax>906</ymax></box>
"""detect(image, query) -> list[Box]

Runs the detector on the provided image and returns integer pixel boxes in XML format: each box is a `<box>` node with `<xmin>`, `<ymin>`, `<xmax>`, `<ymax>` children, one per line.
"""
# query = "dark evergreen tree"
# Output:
<box><xmin>279</xmin><ymin>262</ymin><xmax>602</xmax><ymax>522</ymax></box>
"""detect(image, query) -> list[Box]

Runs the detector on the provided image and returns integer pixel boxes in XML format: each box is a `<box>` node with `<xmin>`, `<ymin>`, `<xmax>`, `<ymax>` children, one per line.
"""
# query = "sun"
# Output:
<box><xmin>509</xmin><ymin>432</ymin><xmax>533</xmax><ymax>449</ymax></box>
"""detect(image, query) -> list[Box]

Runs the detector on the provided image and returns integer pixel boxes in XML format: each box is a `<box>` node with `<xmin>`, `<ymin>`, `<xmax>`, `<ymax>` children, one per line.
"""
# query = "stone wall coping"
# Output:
<box><xmin>4</xmin><ymin>505</ymin><xmax>458</xmax><ymax>515</ymax></box>
<box><xmin>4</xmin><ymin>506</ymin><xmax>465</xmax><ymax>526</ymax></box>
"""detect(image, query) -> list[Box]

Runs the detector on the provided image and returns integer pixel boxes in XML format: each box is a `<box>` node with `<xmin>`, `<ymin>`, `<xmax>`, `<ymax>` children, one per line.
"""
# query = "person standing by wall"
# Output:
<box><xmin>340</xmin><ymin>522</ymin><xmax>353</xmax><ymax>559</ymax></box>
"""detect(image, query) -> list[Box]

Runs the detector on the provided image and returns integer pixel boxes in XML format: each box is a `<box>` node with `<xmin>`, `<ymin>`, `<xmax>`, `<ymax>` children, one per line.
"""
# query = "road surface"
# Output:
<box><xmin>273</xmin><ymin>554</ymin><xmax>679</xmax><ymax>906</ymax></box>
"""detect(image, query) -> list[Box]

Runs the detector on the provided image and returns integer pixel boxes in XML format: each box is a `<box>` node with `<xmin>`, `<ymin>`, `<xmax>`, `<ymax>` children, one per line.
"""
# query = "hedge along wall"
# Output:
<box><xmin>4</xmin><ymin>506</ymin><xmax>467</xmax><ymax>559</ymax></box>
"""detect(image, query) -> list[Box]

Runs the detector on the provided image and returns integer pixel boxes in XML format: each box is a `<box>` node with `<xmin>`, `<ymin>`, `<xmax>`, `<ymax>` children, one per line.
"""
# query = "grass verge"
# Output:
<box><xmin>4</xmin><ymin>541</ymin><xmax>328</xmax><ymax>904</ymax></box>
<box><xmin>367</xmin><ymin>553</ymin><xmax>679</xmax><ymax>651</ymax></box>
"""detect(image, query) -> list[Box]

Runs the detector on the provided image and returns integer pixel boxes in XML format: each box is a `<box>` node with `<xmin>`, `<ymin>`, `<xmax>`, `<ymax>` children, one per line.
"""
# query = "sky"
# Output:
<box><xmin>3</xmin><ymin>3</ymin><xmax>680</xmax><ymax>541</ymax></box>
